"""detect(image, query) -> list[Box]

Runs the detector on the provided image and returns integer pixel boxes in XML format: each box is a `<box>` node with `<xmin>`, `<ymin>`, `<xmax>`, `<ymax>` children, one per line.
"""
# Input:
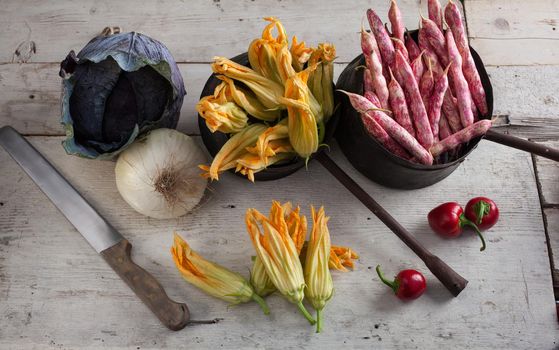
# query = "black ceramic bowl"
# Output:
<box><xmin>335</xmin><ymin>30</ymin><xmax>493</xmax><ymax>189</ymax></box>
<box><xmin>198</xmin><ymin>52</ymin><xmax>339</xmax><ymax>181</ymax></box>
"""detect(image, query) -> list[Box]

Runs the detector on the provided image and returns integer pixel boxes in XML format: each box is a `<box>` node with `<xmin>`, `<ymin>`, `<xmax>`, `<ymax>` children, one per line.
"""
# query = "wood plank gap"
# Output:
<box><xmin>531</xmin><ymin>152</ymin><xmax>559</xmax><ymax>302</ymax></box>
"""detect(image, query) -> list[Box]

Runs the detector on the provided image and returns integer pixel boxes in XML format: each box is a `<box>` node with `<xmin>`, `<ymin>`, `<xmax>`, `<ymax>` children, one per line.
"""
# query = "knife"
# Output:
<box><xmin>0</xmin><ymin>126</ymin><xmax>190</xmax><ymax>331</ymax></box>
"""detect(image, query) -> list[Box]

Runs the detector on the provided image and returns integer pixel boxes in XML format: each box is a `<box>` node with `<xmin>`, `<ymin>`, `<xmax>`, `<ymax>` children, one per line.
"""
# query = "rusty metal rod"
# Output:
<box><xmin>315</xmin><ymin>151</ymin><xmax>468</xmax><ymax>297</ymax></box>
<box><xmin>485</xmin><ymin>129</ymin><xmax>559</xmax><ymax>162</ymax></box>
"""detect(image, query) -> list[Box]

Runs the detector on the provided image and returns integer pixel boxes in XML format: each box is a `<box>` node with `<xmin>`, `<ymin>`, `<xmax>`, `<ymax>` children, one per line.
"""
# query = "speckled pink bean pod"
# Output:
<box><xmin>360</xmin><ymin>114</ymin><xmax>411</xmax><ymax>160</ymax></box>
<box><xmin>394</xmin><ymin>51</ymin><xmax>434</xmax><ymax>149</ymax></box>
<box><xmin>427</xmin><ymin>65</ymin><xmax>450</xmax><ymax>140</ymax></box>
<box><xmin>430</xmin><ymin>119</ymin><xmax>492</xmax><ymax>156</ymax></box>
<box><xmin>419</xmin><ymin>62</ymin><xmax>434</xmax><ymax>112</ymax></box>
<box><xmin>411</xmin><ymin>51</ymin><xmax>425</xmax><ymax>84</ymax></box>
<box><xmin>428</xmin><ymin>0</ymin><xmax>443</xmax><ymax>31</ymax></box>
<box><xmin>445</xmin><ymin>0</ymin><xmax>488</xmax><ymax>116</ymax></box>
<box><xmin>391</xmin><ymin>38</ymin><xmax>409</xmax><ymax>61</ymax></box>
<box><xmin>388</xmin><ymin>0</ymin><xmax>405</xmax><ymax>43</ymax></box>
<box><xmin>367</xmin><ymin>9</ymin><xmax>395</xmax><ymax>68</ymax></box>
<box><xmin>388</xmin><ymin>69</ymin><xmax>416</xmax><ymax>137</ymax></box>
<box><xmin>421</xmin><ymin>17</ymin><xmax>449</xmax><ymax>67</ymax></box>
<box><xmin>439</xmin><ymin>113</ymin><xmax>452</xmax><ymax>140</ymax></box>
<box><xmin>405</xmin><ymin>34</ymin><xmax>422</xmax><ymax>62</ymax></box>
<box><xmin>446</xmin><ymin>30</ymin><xmax>474</xmax><ymax>128</ymax></box>
<box><xmin>341</xmin><ymin>90</ymin><xmax>433</xmax><ymax>164</ymax></box>
<box><xmin>368</xmin><ymin>51</ymin><xmax>390</xmax><ymax>109</ymax></box>
<box><xmin>363</xmin><ymin>68</ymin><xmax>375</xmax><ymax>94</ymax></box>
<box><xmin>442</xmin><ymin>92</ymin><xmax>463</xmax><ymax>133</ymax></box>
<box><xmin>364</xmin><ymin>91</ymin><xmax>381</xmax><ymax>108</ymax></box>
<box><xmin>418</xmin><ymin>30</ymin><xmax>444</xmax><ymax>77</ymax></box>
<box><xmin>361</xmin><ymin>26</ymin><xmax>382</xmax><ymax>66</ymax></box>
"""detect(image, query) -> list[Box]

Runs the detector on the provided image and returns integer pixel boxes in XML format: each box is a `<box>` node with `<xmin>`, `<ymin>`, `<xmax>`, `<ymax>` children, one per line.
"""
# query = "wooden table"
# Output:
<box><xmin>1</xmin><ymin>1</ymin><xmax>558</xmax><ymax>348</ymax></box>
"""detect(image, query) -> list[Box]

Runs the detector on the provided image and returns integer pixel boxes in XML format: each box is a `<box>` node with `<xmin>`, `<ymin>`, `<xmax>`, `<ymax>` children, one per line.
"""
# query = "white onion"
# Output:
<box><xmin>115</xmin><ymin>128</ymin><xmax>207</xmax><ymax>219</ymax></box>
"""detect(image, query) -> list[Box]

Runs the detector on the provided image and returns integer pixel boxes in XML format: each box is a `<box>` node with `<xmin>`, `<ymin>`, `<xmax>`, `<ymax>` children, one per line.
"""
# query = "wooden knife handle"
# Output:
<box><xmin>101</xmin><ymin>239</ymin><xmax>190</xmax><ymax>330</ymax></box>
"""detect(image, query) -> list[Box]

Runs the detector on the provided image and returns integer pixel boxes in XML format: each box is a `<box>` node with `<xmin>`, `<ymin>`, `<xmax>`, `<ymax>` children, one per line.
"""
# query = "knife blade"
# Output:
<box><xmin>0</xmin><ymin>126</ymin><xmax>190</xmax><ymax>330</ymax></box>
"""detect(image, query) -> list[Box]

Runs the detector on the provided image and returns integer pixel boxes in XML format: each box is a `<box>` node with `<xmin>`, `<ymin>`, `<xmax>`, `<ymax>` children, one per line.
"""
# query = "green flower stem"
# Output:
<box><xmin>297</xmin><ymin>301</ymin><xmax>316</xmax><ymax>325</ymax></box>
<box><xmin>316</xmin><ymin>309</ymin><xmax>323</xmax><ymax>333</ymax></box>
<box><xmin>376</xmin><ymin>265</ymin><xmax>398</xmax><ymax>294</ymax></box>
<box><xmin>459</xmin><ymin>214</ymin><xmax>487</xmax><ymax>251</ymax></box>
<box><xmin>474</xmin><ymin>200</ymin><xmax>491</xmax><ymax>225</ymax></box>
<box><xmin>252</xmin><ymin>293</ymin><xmax>270</xmax><ymax>315</ymax></box>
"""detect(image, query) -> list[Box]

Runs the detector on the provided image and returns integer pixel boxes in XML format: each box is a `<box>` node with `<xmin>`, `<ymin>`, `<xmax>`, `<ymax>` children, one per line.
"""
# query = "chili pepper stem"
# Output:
<box><xmin>316</xmin><ymin>309</ymin><xmax>323</xmax><ymax>333</ymax></box>
<box><xmin>375</xmin><ymin>265</ymin><xmax>399</xmax><ymax>294</ymax></box>
<box><xmin>297</xmin><ymin>301</ymin><xmax>317</xmax><ymax>325</ymax></box>
<box><xmin>474</xmin><ymin>200</ymin><xmax>490</xmax><ymax>225</ymax></box>
<box><xmin>251</xmin><ymin>293</ymin><xmax>270</xmax><ymax>315</ymax></box>
<box><xmin>459</xmin><ymin>215</ymin><xmax>487</xmax><ymax>251</ymax></box>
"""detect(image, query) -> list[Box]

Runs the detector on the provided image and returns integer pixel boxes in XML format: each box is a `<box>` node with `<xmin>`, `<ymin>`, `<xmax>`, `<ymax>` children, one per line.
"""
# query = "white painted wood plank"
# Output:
<box><xmin>534</xmin><ymin>140</ymin><xmax>559</xmax><ymax>205</ymax></box>
<box><xmin>544</xmin><ymin>208</ymin><xmax>559</xmax><ymax>273</ymax></box>
<box><xmin>0</xmin><ymin>136</ymin><xmax>557</xmax><ymax>349</ymax></box>
<box><xmin>465</xmin><ymin>0</ymin><xmax>559</xmax><ymax>65</ymax></box>
<box><xmin>0</xmin><ymin>0</ymin><xmax>434</xmax><ymax>64</ymax></box>
<box><xmin>3</xmin><ymin>63</ymin><xmax>559</xmax><ymax>138</ymax></box>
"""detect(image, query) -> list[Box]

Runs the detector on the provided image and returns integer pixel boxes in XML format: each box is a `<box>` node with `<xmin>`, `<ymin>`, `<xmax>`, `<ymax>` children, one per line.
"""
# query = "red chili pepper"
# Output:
<box><xmin>375</xmin><ymin>265</ymin><xmax>426</xmax><ymax>300</ymax></box>
<box><xmin>465</xmin><ymin>197</ymin><xmax>499</xmax><ymax>230</ymax></box>
<box><xmin>428</xmin><ymin>202</ymin><xmax>486</xmax><ymax>251</ymax></box>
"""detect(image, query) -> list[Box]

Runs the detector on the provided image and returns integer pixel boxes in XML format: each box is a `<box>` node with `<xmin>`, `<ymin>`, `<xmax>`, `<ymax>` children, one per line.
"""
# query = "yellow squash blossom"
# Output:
<box><xmin>282</xmin><ymin>67</ymin><xmax>320</xmax><ymax>159</ymax></box>
<box><xmin>218</xmin><ymin>76</ymin><xmax>281</xmax><ymax>122</ymax></box>
<box><xmin>261</xmin><ymin>17</ymin><xmax>288</xmax><ymax>45</ymax></box>
<box><xmin>250</xmin><ymin>202</ymin><xmax>307</xmax><ymax>297</ymax></box>
<box><xmin>290</xmin><ymin>36</ymin><xmax>313</xmax><ymax>72</ymax></box>
<box><xmin>246</xmin><ymin>203</ymin><xmax>315</xmax><ymax>324</ymax></box>
<box><xmin>197</xmin><ymin>97</ymin><xmax>248</xmax><ymax>133</ymax></box>
<box><xmin>200</xmin><ymin>123</ymin><xmax>267</xmax><ymax>180</ymax></box>
<box><xmin>308</xmin><ymin>43</ymin><xmax>336</xmax><ymax>121</ymax></box>
<box><xmin>248</xmin><ymin>38</ymin><xmax>284</xmax><ymax>85</ymax></box>
<box><xmin>245</xmin><ymin>120</ymin><xmax>291</xmax><ymax>164</ymax></box>
<box><xmin>171</xmin><ymin>233</ymin><xmax>269</xmax><ymax>314</ymax></box>
<box><xmin>329</xmin><ymin>245</ymin><xmax>359</xmax><ymax>271</ymax></box>
<box><xmin>235</xmin><ymin>152</ymin><xmax>294</xmax><ymax>182</ymax></box>
<box><xmin>276</xmin><ymin>44</ymin><xmax>296</xmax><ymax>84</ymax></box>
<box><xmin>304</xmin><ymin>206</ymin><xmax>334</xmax><ymax>333</ymax></box>
<box><xmin>212</xmin><ymin>56</ymin><xmax>285</xmax><ymax>111</ymax></box>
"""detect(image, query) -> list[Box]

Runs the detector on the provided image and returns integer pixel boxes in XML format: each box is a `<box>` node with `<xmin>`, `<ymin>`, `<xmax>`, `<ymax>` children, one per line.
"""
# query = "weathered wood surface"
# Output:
<box><xmin>0</xmin><ymin>0</ymin><xmax>456</xmax><ymax>64</ymax></box>
<box><xmin>465</xmin><ymin>0</ymin><xmax>559</xmax><ymax>66</ymax></box>
<box><xmin>535</xmin><ymin>140</ymin><xmax>559</xmax><ymax>206</ymax></box>
<box><xmin>0</xmin><ymin>137</ymin><xmax>557</xmax><ymax>349</ymax></box>
<box><xmin>534</xmin><ymin>140</ymin><xmax>559</xmax><ymax>297</ymax></box>
<box><xmin>0</xmin><ymin>0</ymin><xmax>558</xmax><ymax>348</ymax></box>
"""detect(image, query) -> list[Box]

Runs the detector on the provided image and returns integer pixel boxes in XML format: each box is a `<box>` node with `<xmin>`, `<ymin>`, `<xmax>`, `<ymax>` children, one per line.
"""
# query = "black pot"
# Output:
<box><xmin>335</xmin><ymin>30</ymin><xmax>493</xmax><ymax>189</ymax></box>
<box><xmin>198</xmin><ymin>52</ymin><xmax>339</xmax><ymax>181</ymax></box>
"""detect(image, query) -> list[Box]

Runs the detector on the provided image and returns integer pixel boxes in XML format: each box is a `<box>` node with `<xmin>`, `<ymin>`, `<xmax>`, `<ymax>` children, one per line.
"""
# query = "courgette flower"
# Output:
<box><xmin>171</xmin><ymin>233</ymin><xmax>269</xmax><ymax>314</ymax></box>
<box><xmin>235</xmin><ymin>152</ymin><xmax>293</xmax><ymax>182</ymax></box>
<box><xmin>282</xmin><ymin>67</ymin><xmax>319</xmax><ymax>159</ymax></box>
<box><xmin>308</xmin><ymin>43</ymin><xmax>337</xmax><ymax>121</ymax></box>
<box><xmin>248</xmin><ymin>38</ymin><xmax>284</xmax><ymax>85</ymax></box>
<box><xmin>196</xmin><ymin>94</ymin><xmax>248</xmax><ymax>133</ymax></box>
<box><xmin>200</xmin><ymin>123</ymin><xmax>267</xmax><ymax>180</ymax></box>
<box><xmin>212</xmin><ymin>57</ymin><xmax>285</xmax><ymax>110</ymax></box>
<box><xmin>304</xmin><ymin>206</ymin><xmax>333</xmax><ymax>333</ymax></box>
<box><xmin>261</xmin><ymin>17</ymin><xmax>288</xmax><ymax>45</ymax></box>
<box><xmin>245</xmin><ymin>120</ymin><xmax>291</xmax><ymax>165</ymax></box>
<box><xmin>290</xmin><ymin>36</ymin><xmax>314</xmax><ymax>72</ymax></box>
<box><xmin>276</xmin><ymin>44</ymin><xmax>297</xmax><ymax>84</ymax></box>
<box><xmin>218</xmin><ymin>76</ymin><xmax>281</xmax><ymax>122</ymax></box>
<box><xmin>329</xmin><ymin>245</ymin><xmax>359</xmax><ymax>271</ymax></box>
<box><xmin>246</xmin><ymin>203</ymin><xmax>315</xmax><ymax>324</ymax></box>
<box><xmin>250</xmin><ymin>202</ymin><xmax>307</xmax><ymax>296</ymax></box>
